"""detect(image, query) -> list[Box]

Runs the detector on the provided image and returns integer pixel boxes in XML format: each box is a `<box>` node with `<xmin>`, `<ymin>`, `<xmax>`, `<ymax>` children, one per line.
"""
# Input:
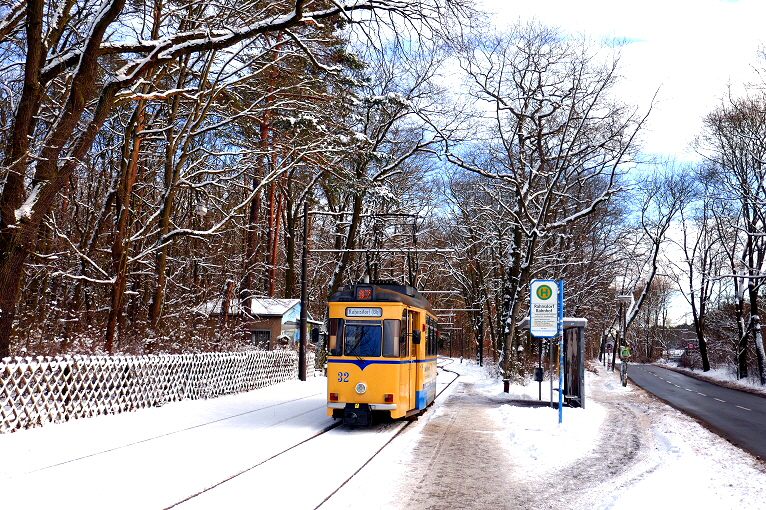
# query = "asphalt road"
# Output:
<box><xmin>628</xmin><ymin>364</ymin><xmax>766</xmax><ymax>460</ymax></box>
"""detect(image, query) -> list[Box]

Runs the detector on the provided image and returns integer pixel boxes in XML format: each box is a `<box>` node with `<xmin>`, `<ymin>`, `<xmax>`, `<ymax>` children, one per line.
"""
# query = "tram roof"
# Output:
<box><xmin>329</xmin><ymin>281</ymin><xmax>435</xmax><ymax>314</ymax></box>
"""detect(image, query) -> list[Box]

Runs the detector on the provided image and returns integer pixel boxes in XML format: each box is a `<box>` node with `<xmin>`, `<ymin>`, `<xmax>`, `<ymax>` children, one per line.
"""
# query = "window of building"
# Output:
<box><xmin>250</xmin><ymin>329</ymin><xmax>271</xmax><ymax>348</ymax></box>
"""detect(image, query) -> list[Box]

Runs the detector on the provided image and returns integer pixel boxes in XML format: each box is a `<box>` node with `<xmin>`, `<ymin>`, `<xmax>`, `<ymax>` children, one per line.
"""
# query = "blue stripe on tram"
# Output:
<box><xmin>328</xmin><ymin>358</ymin><xmax>437</xmax><ymax>370</ymax></box>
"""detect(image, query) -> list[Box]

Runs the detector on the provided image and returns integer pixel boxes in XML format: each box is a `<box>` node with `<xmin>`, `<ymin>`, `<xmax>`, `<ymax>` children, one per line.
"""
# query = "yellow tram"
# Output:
<box><xmin>326</xmin><ymin>281</ymin><xmax>439</xmax><ymax>426</ymax></box>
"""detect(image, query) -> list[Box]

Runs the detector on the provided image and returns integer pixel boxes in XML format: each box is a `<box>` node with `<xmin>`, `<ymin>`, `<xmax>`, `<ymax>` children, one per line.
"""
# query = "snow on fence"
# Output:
<box><xmin>0</xmin><ymin>350</ymin><xmax>316</xmax><ymax>434</ymax></box>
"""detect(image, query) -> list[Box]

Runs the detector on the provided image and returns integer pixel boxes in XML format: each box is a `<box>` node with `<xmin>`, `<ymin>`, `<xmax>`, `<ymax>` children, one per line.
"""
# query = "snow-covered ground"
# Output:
<box><xmin>2</xmin><ymin>359</ymin><xmax>765</xmax><ymax>509</ymax></box>
<box><xmin>447</xmin><ymin>361</ymin><xmax>766</xmax><ymax>509</ymax></box>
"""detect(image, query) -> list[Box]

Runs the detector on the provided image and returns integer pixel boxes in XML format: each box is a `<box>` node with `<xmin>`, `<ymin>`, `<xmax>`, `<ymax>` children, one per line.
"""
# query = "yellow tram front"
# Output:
<box><xmin>326</xmin><ymin>282</ymin><xmax>439</xmax><ymax>426</ymax></box>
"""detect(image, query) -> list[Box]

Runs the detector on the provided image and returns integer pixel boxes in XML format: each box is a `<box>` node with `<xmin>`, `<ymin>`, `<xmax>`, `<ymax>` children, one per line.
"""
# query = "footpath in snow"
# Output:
<box><xmin>452</xmin><ymin>361</ymin><xmax>766</xmax><ymax>509</ymax></box>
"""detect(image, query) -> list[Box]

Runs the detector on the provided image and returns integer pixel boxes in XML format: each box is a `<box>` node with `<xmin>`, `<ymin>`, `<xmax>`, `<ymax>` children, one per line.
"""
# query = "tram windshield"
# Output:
<box><xmin>328</xmin><ymin>318</ymin><xmax>402</xmax><ymax>357</ymax></box>
<box><xmin>344</xmin><ymin>321</ymin><xmax>382</xmax><ymax>357</ymax></box>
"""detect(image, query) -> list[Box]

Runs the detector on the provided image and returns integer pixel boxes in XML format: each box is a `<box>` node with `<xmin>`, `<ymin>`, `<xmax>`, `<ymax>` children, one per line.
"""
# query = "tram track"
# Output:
<box><xmin>313</xmin><ymin>358</ymin><xmax>461</xmax><ymax>509</ymax></box>
<box><xmin>165</xmin><ymin>419</ymin><xmax>344</xmax><ymax>509</ymax></box>
<box><xmin>168</xmin><ymin>360</ymin><xmax>461</xmax><ymax>509</ymax></box>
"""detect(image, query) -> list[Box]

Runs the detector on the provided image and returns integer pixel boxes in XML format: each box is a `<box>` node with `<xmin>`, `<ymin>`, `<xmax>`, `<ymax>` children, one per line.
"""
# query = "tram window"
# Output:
<box><xmin>430</xmin><ymin>318</ymin><xmax>437</xmax><ymax>355</ymax></box>
<box><xmin>428</xmin><ymin>317</ymin><xmax>434</xmax><ymax>356</ymax></box>
<box><xmin>328</xmin><ymin>318</ymin><xmax>344</xmax><ymax>356</ymax></box>
<box><xmin>427</xmin><ymin>319</ymin><xmax>432</xmax><ymax>355</ymax></box>
<box><xmin>344</xmin><ymin>321</ymin><xmax>382</xmax><ymax>357</ymax></box>
<box><xmin>427</xmin><ymin>318</ymin><xmax>434</xmax><ymax>355</ymax></box>
<box><xmin>426</xmin><ymin>318</ymin><xmax>430</xmax><ymax>355</ymax></box>
<box><xmin>429</xmin><ymin>318</ymin><xmax>438</xmax><ymax>356</ymax></box>
<box><xmin>400</xmin><ymin>311</ymin><xmax>408</xmax><ymax>357</ymax></box>
<box><xmin>410</xmin><ymin>312</ymin><xmax>421</xmax><ymax>345</ymax></box>
<box><xmin>399</xmin><ymin>321</ymin><xmax>407</xmax><ymax>358</ymax></box>
<box><xmin>383</xmin><ymin>319</ymin><xmax>400</xmax><ymax>357</ymax></box>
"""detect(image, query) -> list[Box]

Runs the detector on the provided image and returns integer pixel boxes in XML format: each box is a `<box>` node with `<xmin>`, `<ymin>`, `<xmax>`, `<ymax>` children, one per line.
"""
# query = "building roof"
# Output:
<box><xmin>195</xmin><ymin>297</ymin><xmax>303</xmax><ymax>318</ymax></box>
<box><xmin>248</xmin><ymin>298</ymin><xmax>300</xmax><ymax>317</ymax></box>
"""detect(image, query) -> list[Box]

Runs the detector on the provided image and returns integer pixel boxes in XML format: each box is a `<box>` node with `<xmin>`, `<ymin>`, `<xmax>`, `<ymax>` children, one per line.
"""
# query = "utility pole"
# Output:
<box><xmin>299</xmin><ymin>201</ymin><xmax>308</xmax><ymax>381</ymax></box>
<box><xmin>477</xmin><ymin>308</ymin><xmax>484</xmax><ymax>366</ymax></box>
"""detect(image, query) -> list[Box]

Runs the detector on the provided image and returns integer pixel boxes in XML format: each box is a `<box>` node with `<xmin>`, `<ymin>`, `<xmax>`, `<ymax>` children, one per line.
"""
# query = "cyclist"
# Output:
<box><xmin>619</xmin><ymin>345</ymin><xmax>631</xmax><ymax>386</ymax></box>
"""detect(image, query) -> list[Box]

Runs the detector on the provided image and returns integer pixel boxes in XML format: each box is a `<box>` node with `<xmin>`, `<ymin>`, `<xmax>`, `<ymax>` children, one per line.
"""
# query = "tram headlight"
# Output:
<box><xmin>355</xmin><ymin>382</ymin><xmax>367</xmax><ymax>394</ymax></box>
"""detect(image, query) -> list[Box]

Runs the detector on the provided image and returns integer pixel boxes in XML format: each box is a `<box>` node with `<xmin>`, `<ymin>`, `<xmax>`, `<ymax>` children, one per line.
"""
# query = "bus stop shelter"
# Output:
<box><xmin>519</xmin><ymin>317</ymin><xmax>587</xmax><ymax>408</ymax></box>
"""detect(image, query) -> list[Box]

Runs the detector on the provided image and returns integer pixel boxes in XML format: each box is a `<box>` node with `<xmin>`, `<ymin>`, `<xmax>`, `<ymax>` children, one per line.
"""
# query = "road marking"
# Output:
<box><xmin>714</xmin><ymin>398</ymin><xmax>726</xmax><ymax>403</ymax></box>
<box><xmin>685</xmin><ymin>388</ymin><xmax>693</xmax><ymax>391</ymax></box>
<box><xmin>697</xmin><ymin>393</ymin><xmax>706</xmax><ymax>396</ymax></box>
<box><xmin>736</xmin><ymin>405</ymin><xmax>752</xmax><ymax>411</ymax></box>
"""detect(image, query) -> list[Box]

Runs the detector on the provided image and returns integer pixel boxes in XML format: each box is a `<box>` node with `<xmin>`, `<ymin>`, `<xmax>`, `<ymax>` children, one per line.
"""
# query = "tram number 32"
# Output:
<box><xmin>337</xmin><ymin>372</ymin><xmax>349</xmax><ymax>382</ymax></box>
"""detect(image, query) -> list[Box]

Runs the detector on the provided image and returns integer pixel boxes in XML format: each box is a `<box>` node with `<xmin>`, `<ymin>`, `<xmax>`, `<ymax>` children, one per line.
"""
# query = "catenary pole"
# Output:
<box><xmin>299</xmin><ymin>201</ymin><xmax>308</xmax><ymax>381</ymax></box>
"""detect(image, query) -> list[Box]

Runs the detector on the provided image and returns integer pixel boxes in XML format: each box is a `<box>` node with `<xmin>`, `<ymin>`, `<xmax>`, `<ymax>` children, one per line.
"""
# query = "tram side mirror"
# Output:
<box><xmin>412</xmin><ymin>330</ymin><xmax>421</xmax><ymax>344</ymax></box>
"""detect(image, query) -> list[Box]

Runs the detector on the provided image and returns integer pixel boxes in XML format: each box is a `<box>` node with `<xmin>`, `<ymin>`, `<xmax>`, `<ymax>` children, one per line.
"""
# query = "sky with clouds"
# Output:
<box><xmin>477</xmin><ymin>0</ymin><xmax>766</xmax><ymax>160</ymax></box>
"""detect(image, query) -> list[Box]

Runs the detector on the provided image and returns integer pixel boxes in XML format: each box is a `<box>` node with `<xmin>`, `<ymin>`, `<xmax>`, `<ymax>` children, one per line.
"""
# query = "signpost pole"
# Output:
<box><xmin>530</xmin><ymin>279</ymin><xmax>563</xmax><ymax>423</ymax></box>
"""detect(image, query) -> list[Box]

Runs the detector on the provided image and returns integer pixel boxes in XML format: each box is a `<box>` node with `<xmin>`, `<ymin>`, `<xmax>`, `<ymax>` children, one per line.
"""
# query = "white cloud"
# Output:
<box><xmin>476</xmin><ymin>0</ymin><xmax>766</xmax><ymax>158</ymax></box>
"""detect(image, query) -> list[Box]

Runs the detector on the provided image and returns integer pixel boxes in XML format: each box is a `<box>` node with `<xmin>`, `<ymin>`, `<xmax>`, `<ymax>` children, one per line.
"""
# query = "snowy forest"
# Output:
<box><xmin>0</xmin><ymin>0</ymin><xmax>765</xmax><ymax>385</ymax></box>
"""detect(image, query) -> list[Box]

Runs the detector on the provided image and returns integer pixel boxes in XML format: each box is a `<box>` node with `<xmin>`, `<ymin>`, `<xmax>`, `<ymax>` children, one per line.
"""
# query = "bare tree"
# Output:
<box><xmin>698</xmin><ymin>96</ymin><xmax>766</xmax><ymax>384</ymax></box>
<box><xmin>664</xmin><ymin>163</ymin><xmax>730</xmax><ymax>371</ymax></box>
<box><xmin>316</xmin><ymin>41</ymin><xmax>458</xmax><ymax>298</ymax></box>
<box><xmin>631</xmin><ymin>276</ymin><xmax>674</xmax><ymax>361</ymax></box>
<box><xmin>443</xmin><ymin>22</ymin><xmax>648</xmax><ymax>378</ymax></box>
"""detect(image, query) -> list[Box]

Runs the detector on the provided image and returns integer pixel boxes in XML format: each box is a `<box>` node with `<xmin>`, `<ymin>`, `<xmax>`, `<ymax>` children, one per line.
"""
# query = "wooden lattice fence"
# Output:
<box><xmin>0</xmin><ymin>350</ymin><xmax>316</xmax><ymax>434</ymax></box>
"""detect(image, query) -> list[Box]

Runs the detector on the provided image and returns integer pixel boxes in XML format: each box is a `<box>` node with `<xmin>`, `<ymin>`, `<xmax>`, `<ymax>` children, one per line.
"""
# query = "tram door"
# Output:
<box><xmin>408</xmin><ymin>310</ymin><xmax>420</xmax><ymax>408</ymax></box>
<box><xmin>399</xmin><ymin>309</ymin><xmax>412</xmax><ymax>411</ymax></box>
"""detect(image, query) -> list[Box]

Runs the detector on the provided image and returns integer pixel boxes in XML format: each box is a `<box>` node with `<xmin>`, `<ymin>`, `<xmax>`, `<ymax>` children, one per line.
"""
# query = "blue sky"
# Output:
<box><xmin>479</xmin><ymin>0</ymin><xmax>766</xmax><ymax>160</ymax></box>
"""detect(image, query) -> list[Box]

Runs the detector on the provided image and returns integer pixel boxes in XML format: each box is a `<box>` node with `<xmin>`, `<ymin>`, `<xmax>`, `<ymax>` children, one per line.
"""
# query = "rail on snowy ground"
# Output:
<box><xmin>0</xmin><ymin>350</ymin><xmax>316</xmax><ymax>433</ymax></box>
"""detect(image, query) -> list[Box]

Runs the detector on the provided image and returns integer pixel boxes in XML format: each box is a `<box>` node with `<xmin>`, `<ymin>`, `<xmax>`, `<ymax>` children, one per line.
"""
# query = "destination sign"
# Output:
<box><xmin>346</xmin><ymin>307</ymin><xmax>383</xmax><ymax>318</ymax></box>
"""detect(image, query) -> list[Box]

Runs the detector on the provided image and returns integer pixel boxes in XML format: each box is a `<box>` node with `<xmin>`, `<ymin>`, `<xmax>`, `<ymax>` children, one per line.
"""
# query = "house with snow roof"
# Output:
<box><xmin>196</xmin><ymin>296</ymin><xmax>320</xmax><ymax>350</ymax></box>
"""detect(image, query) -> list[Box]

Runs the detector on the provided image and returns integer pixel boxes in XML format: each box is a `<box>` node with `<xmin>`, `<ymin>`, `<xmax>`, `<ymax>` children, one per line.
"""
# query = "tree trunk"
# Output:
<box><xmin>283</xmin><ymin>197</ymin><xmax>297</xmax><ymax>299</ymax></box>
<box><xmin>0</xmin><ymin>0</ymin><xmax>125</xmax><ymax>356</ymax></box>
<box><xmin>500</xmin><ymin>225</ymin><xmax>525</xmax><ymax>378</ymax></box>
<box><xmin>243</xmin><ymin>168</ymin><xmax>262</xmax><ymax>307</ymax></box>
<box><xmin>266</xmin><ymin>180</ymin><xmax>284</xmax><ymax>297</ymax></box>
<box><xmin>220</xmin><ymin>280</ymin><xmax>236</xmax><ymax>325</ymax></box>
<box><xmin>147</xmin><ymin>189</ymin><xmax>175</xmax><ymax>327</ymax></box>
<box><xmin>0</xmin><ymin>247</ymin><xmax>27</xmax><ymax>358</ymax></box>
<box><xmin>106</xmin><ymin>106</ymin><xmax>144</xmax><ymax>352</ymax></box>
<box><xmin>736</xmin><ymin>295</ymin><xmax>748</xmax><ymax>379</ymax></box>
<box><xmin>748</xmin><ymin>282</ymin><xmax>766</xmax><ymax>385</ymax></box>
<box><xmin>0</xmin><ymin>0</ymin><xmax>45</xmax><ymax>359</ymax></box>
<box><xmin>689</xmin><ymin>283</ymin><xmax>711</xmax><ymax>372</ymax></box>
<box><xmin>147</xmin><ymin>71</ymin><xmax>199</xmax><ymax>328</ymax></box>
<box><xmin>328</xmin><ymin>191</ymin><xmax>364</xmax><ymax>299</ymax></box>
